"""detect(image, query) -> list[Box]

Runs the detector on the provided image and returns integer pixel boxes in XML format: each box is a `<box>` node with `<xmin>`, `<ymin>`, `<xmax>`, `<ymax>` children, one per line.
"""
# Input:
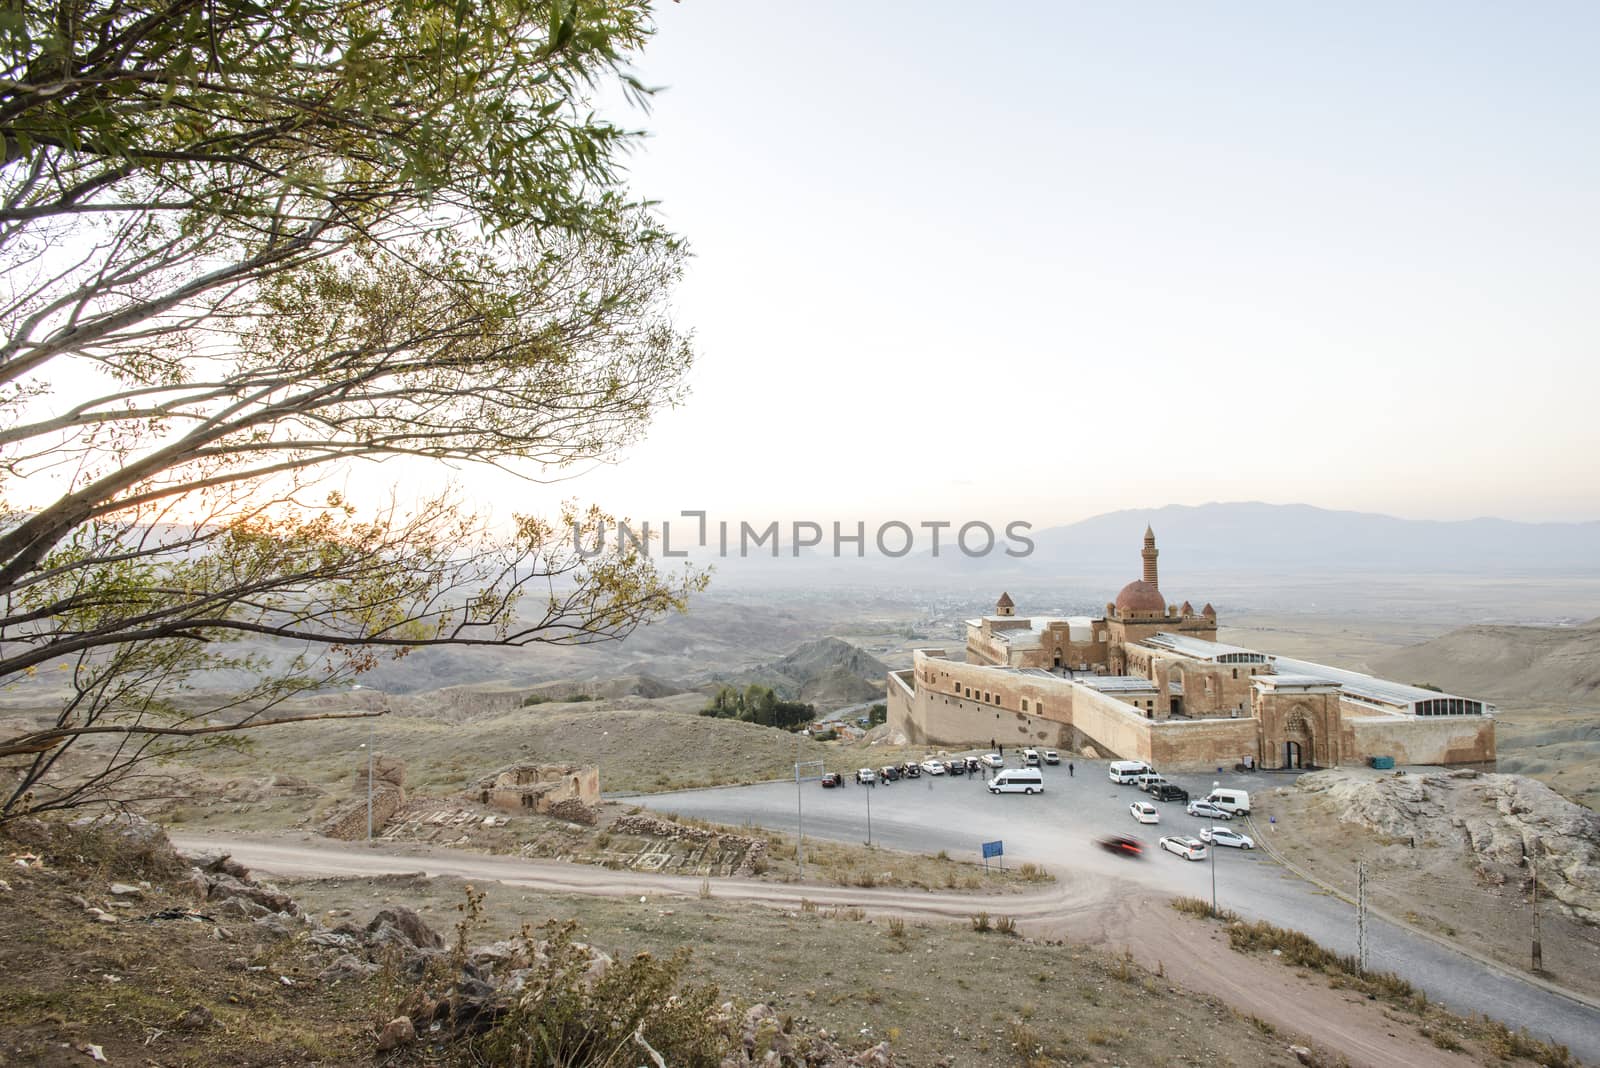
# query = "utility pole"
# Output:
<box><xmin>865</xmin><ymin>779</ymin><xmax>872</xmax><ymax>846</ymax></box>
<box><xmin>1209</xmin><ymin>814</ymin><xmax>1217</xmax><ymax>915</ymax></box>
<box><xmin>1531</xmin><ymin>853</ymin><xmax>1543</xmax><ymax>972</ymax></box>
<box><xmin>1357</xmin><ymin>862</ymin><xmax>1367</xmax><ymax>974</ymax></box>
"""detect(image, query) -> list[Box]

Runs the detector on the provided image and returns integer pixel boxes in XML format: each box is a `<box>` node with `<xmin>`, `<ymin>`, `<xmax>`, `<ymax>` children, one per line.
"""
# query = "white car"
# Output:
<box><xmin>1159</xmin><ymin>835</ymin><xmax>1209</xmax><ymax>861</ymax></box>
<box><xmin>1022</xmin><ymin>747</ymin><xmax>1041</xmax><ymax>766</ymax></box>
<box><xmin>1186</xmin><ymin>800</ymin><xmax>1233</xmax><ymax>821</ymax></box>
<box><xmin>921</xmin><ymin>759</ymin><xmax>947</xmax><ymax>776</ymax></box>
<box><xmin>1200</xmin><ymin>827</ymin><xmax>1255</xmax><ymax>850</ymax></box>
<box><xmin>1042</xmin><ymin>749</ymin><xmax>1060</xmax><ymax>765</ymax></box>
<box><xmin>1129</xmin><ymin>801</ymin><xmax>1160</xmax><ymax>825</ymax></box>
<box><xmin>855</xmin><ymin>767</ymin><xmax>876</xmax><ymax>785</ymax></box>
<box><xmin>979</xmin><ymin>753</ymin><xmax>1005</xmax><ymax>769</ymax></box>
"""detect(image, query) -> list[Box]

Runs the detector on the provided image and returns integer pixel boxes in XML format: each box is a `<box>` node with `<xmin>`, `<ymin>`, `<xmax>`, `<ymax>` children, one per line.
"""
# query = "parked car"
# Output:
<box><xmin>1043</xmin><ymin>749</ymin><xmax>1061</xmax><ymax>765</ymax></box>
<box><xmin>964</xmin><ymin>756</ymin><xmax>983</xmax><ymax>774</ymax></box>
<box><xmin>878</xmin><ymin>765</ymin><xmax>900</xmax><ymax>782</ymax></box>
<box><xmin>1199</xmin><ymin>827</ymin><xmax>1255</xmax><ymax>850</ymax></box>
<box><xmin>1109</xmin><ymin>759</ymin><xmax>1153</xmax><ymax>784</ymax></box>
<box><xmin>1136</xmin><ymin>772</ymin><xmax>1171</xmax><ymax>793</ymax></box>
<box><xmin>989</xmin><ymin>769</ymin><xmax>1044</xmax><ymax>794</ymax></box>
<box><xmin>1203</xmin><ymin>788</ymin><xmax>1252</xmax><ymax>815</ymax></box>
<box><xmin>946</xmin><ymin>759</ymin><xmax>966</xmax><ymax>776</ymax></box>
<box><xmin>1095</xmin><ymin>833</ymin><xmax>1144</xmax><ymax>858</ymax></box>
<box><xmin>901</xmin><ymin>761</ymin><xmax>921</xmax><ymax>778</ymax></box>
<box><xmin>1151</xmin><ymin>784</ymin><xmax>1190</xmax><ymax>803</ymax></box>
<box><xmin>1129</xmin><ymin>801</ymin><xmax>1160</xmax><ymax>825</ymax></box>
<box><xmin>921</xmin><ymin>759</ymin><xmax>947</xmax><ymax>776</ymax></box>
<box><xmin>855</xmin><ymin>767</ymin><xmax>877</xmax><ymax>785</ymax></box>
<box><xmin>820</xmin><ymin>772</ymin><xmax>843</xmax><ymax>788</ymax></box>
<box><xmin>1186</xmin><ymin>800</ymin><xmax>1233</xmax><ymax>821</ymax></box>
<box><xmin>1022</xmin><ymin>748</ymin><xmax>1041</xmax><ymax>766</ymax></box>
<box><xmin>979</xmin><ymin>753</ymin><xmax>1006</xmax><ymax>770</ymax></box>
<box><xmin>1159</xmin><ymin>835</ymin><xmax>1209</xmax><ymax>861</ymax></box>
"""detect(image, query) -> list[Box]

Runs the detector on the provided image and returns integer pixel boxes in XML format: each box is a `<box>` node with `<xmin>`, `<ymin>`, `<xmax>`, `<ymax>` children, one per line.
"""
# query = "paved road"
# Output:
<box><xmin>169</xmin><ymin>828</ymin><xmax>1526</xmax><ymax>1068</ymax></box>
<box><xmin>641</xmin><ymin>756</ymin><xmax>1600</xmax><ymax>1062</ymax></box>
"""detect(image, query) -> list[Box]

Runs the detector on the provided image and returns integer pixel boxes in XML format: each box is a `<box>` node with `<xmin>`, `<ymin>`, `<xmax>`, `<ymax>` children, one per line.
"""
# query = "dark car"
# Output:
<box><xmin>901</xmin><ymin>762</ymin><xmax>921</xmax><ymax>778</ymax></box>
<box><xmin>946</xmin><ymin>759</ymin><xmax>966</xmax><ymax>776</ymax></box>
<box><xmin>1152</xmin><ymin>784</ymin><xmax>1190</xmax><ymax>803</ymax></box>
<box><xmin>820</xmin><ymin>772</ymin><xmax>843</xmax><ymax>788</ymax></box>
<box><xmin>1096</xmin><ymin>833</ymin><xmax>1145</xmax><ymax>858</ymax></box>
<box><xmin>879</xmin><ymin>765</ymin><xmax>900</xmax><ymax>782</ymax></box>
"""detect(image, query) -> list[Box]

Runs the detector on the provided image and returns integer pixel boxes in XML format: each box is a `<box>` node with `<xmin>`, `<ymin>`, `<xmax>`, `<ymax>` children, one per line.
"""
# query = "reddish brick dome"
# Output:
<box><xmin>1114</xmin><ymin>579</ymin><xmax>1166</xmax><ymax>615</ymax></box>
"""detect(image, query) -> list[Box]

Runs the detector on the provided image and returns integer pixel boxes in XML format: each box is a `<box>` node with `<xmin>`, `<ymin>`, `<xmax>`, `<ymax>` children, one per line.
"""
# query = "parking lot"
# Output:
<box><xmin>648</xmin><ymin>753</ymin><xmax>1276</xmax><ymax>904</ymax></box>
<box><xmin>642</xmin><ymin>753</ymin><xmax>1600</xmax><ymax>1062</ymax></box>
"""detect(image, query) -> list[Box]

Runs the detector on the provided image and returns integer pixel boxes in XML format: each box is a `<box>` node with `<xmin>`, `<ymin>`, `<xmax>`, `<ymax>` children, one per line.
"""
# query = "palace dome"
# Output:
<box><xmin>1114</xmin><ymin>579</ymin><xmax>1166</xmax><ymax>615</ymax></box>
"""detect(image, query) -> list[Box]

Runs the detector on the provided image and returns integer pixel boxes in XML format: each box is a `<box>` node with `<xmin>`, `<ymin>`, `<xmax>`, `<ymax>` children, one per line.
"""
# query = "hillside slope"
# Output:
<box><xmin>1371</xmin><ymin>618</ymin><xmax>1600</xmax><ymax>704</ymax></box>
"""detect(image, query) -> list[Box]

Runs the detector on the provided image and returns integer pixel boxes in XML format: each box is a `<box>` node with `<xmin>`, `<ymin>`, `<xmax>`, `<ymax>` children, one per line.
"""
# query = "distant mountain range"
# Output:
<box><xmin>710</xmin><ymin>502</ymin><xmax>1600</xmax><ymax>584</ymax></box>
<box><xmin>1018</xmin><ymin>502</ymin><xmax>1600</xmax><ymax>575</ymax></box>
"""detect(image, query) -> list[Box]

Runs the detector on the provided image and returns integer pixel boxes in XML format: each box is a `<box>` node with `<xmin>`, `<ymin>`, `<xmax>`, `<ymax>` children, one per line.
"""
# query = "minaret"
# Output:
<box><xmin>1142</xmin><ymin>526</ymin><xmax>1159</xmax><ymax>587</ymax></box>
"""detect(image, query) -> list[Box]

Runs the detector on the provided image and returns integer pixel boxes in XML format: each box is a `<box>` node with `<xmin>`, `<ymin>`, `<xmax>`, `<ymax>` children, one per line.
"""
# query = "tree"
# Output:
<box><xmin>0</xmin><ymin>0</ymin><xmax>703</xmax><ymax>820</ymax></box>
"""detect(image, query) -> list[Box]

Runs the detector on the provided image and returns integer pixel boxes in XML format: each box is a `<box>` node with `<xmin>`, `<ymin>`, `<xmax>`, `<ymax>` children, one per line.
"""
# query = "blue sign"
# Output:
<box><xmin>981</xmin><ymin>840</ymin><xmax>1004</xmax><ymax>859</ymax></box>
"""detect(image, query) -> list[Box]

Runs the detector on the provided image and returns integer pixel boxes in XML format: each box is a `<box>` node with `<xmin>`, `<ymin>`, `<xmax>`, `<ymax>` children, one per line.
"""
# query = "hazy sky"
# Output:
<box><xmin>492</xmin><ymin>0</ymin><xmax>1595</xmax><ymax>531</ymax></box>
<box><xmin>38</xmin><ymin>2</ymin><xmax>1596</xmax><ymax>534</ymax></box>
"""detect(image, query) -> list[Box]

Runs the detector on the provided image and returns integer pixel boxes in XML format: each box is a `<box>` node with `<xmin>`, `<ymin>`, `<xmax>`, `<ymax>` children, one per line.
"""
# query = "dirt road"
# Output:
<box><xmin>171</xmin><ymin>831</ymin><xmax>1488</xmax><ymax>1068</ymax></box>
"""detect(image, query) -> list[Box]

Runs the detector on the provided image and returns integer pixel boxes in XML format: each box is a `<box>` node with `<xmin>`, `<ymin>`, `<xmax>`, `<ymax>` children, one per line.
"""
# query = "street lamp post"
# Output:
<box><xmin>865</xmin><ymin>779</ymin><xmax>872</xmax><ymax>846</ymax></box>
<box><xmin>354</xmin><ymin>685</ymin><xmax>378</xmax><ymax>841</ymax></box>
<box><xmin>1210</xmin><ymin>780</ymin><xmax>1219</xmax><ymax>914</ymax></box>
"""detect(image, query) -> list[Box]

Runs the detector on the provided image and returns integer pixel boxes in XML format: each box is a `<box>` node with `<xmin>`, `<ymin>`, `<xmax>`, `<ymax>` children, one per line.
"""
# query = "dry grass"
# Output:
<box><xmin>1170</xmin><ymin>899</ymin><xmax>1578</xmax><ymax>1067</ymax></box>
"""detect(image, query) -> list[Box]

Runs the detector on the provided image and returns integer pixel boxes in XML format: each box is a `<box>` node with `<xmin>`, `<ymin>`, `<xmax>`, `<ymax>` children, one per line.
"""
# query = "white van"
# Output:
<box><xmin>1205</xmin><ymin>788</ymin><xmax>1251</xmax><ymax>815</ymax></box>
<box><xmin>1108</xmin><ymin>760</ymin><xmax>1152</xmax><ymax>784</ymax></box>
<box><xmin>1022</xmin><ymin>748</ymin><xmax>1041</xmax><ymax>766</ymax></box>
<box><xmin>989</xmin><ymin>769</ymin><xmax>1044</xmax><ymax>795</ymax></box>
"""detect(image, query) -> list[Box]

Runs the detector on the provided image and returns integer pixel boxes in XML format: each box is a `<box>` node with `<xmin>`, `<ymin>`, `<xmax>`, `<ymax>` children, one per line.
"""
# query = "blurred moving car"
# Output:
<box><xmin>1199</xmin><ymin>827</ymin><xmax>1255</xmax><ymax>849</ymax></box>
<box><xmin>1159</xmin><ymin>835</ymin><xmax>1209</xmax><ymax>861</ymax></box>
<box><xmin>1129</xmin><ymin>801</ymin><xmax>1160</xmax><ymax>825</ymax></box>
<box><xmin>820</xmin><ymin>772</ymin><xmax>843</xmax><ymax>788</ymax></box>
<box><xmin>1095</xmin><ymin>833</ymin><xmax>1144</xmax><ymax>858</ymax></box>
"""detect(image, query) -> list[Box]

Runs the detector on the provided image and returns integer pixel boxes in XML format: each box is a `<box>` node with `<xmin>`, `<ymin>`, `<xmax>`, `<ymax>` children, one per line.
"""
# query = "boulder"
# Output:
<box><xmin>319</xmin><ymin>954</ymin><xmax>380</xmax><ymax>984</ymax></box>
<box><xmin>364</xmin><ymin>906</ymin><xmax>443</xmax><ymax>950</ymax></box>
<box><xmin>376</xmin><ymin>1016</ymin><xmax>416</xmax><ymax>1051</ymax></box>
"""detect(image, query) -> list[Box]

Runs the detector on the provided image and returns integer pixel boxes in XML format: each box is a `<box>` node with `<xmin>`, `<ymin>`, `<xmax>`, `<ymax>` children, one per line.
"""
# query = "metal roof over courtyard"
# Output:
<box><xmin>1142</xmin><ymin>632</ymin><xmax>1269</xmax><ymax>662</ymax></box>
<box><xmin>1268</xmin><ymin>656</ymin><xmax>1479</xmax><ymax>713</ymax></box>
<box><xmin>1078</xmin><ymin>675</ymin><xmax>1161</xmax><ymax>694</ymax></box>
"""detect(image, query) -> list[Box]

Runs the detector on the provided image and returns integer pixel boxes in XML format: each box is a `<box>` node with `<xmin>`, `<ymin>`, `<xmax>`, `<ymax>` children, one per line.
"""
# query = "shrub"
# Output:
<box><xmin>886</xmin><ymin>916</ymin><xmax>906</xmax><ymax>939</ymax></box>
<box><xmin>994</xmin><ymin>916</ymin><xmax>1017</xmax><ymax>936</ymax></box>
<box><xmin>469</xmin><ymin>920</ymin><xmax>728</xmax><ymax>1067</ymax></box>
<box><xmin>971</xmin><ymin>911</ymin><xmax>991</xmax><ymax>933</ymax></box>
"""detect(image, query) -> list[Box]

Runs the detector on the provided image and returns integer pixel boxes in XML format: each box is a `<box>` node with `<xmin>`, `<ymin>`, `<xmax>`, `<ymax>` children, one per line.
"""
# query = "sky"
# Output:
<box><xmin>469</xmin><ymin>0</ymin><xmax>1596</xmax><ymax>533</ymax></box>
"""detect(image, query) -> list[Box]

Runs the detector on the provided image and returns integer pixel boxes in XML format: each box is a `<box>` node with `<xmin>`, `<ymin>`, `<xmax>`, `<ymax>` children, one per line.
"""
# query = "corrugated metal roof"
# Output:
<box><xmin>1269</xmin><ymin>656</ymin><xmax>1469</xmax><ymax>709</ymax></box>
<box><xmin>1142</xmin><ymin>632</ymin><xmax>1267</xmax><ymax>661</ymax></box>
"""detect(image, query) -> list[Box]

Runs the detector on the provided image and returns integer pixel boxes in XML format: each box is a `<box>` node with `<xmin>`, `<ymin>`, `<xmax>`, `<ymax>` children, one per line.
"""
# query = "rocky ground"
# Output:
<box><xmin>1262</xmin><ymin>767</ymin><xmax>1600</xmax><ymax>995</ymax></box>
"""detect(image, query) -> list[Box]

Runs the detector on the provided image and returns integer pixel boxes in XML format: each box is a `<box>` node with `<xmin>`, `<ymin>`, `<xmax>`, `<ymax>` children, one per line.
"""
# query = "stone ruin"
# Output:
<box><xmin>469</xmin><ymin>762</ymin><xmax>600</xmax><ymax>825</ymax></box>
<box><xmin>319</xmin><ymin>755</ymin><xmax>406</xmax><ymax>840</ymax></box>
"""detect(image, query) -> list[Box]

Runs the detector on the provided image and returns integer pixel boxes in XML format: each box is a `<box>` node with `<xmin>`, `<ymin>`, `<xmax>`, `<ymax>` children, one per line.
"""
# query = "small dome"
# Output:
<box><xmin>1115</xmin><ymin>580</ymin><xmax>1166</xmax><ymax>615</ymax></box>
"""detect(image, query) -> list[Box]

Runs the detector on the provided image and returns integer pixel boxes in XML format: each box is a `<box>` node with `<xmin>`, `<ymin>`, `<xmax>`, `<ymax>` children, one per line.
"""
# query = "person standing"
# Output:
<box><xmin>1068</xmin><ymin>761</ymin><xmax>1074</xmax><ymax>777</ymax></box>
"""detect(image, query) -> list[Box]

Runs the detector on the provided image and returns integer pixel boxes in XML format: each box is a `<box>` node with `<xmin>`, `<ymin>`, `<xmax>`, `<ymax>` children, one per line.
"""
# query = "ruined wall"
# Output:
<box><xmin>321</xmin><ymin>757</ymin><xmax>406</xmax><ymax>840</ymax></box>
